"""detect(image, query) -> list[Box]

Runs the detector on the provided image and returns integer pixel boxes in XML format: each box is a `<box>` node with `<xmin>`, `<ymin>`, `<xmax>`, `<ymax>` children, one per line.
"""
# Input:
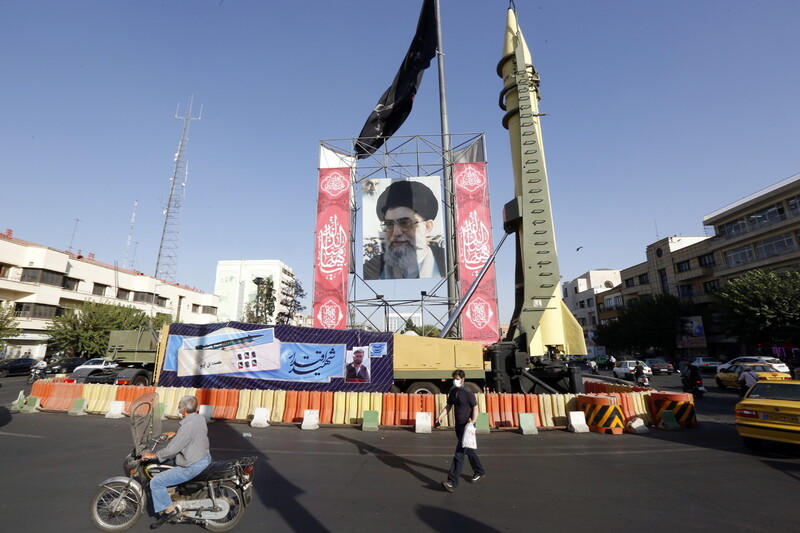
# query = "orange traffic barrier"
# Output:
<box><xmin>381</xmin><ymin>393</ymin><xmax>395</xmax><ymax>426</ymax></box>
<box><xmin>218</xmin><ymin>388</ymin><xmax>239</xmax><ymax>420</ymax></box>
<box><xmin>295</xmin><ymin>391</ymin><xmax>310</xmax><ymax>423</ymax></box>
<box><xmin>309</xmin><ymin>391</ymin><xmax>322</xmax><ymax>413</ymax></box>
<box><xmin>320</xmin><ymin>392</ymin><xmax>333</xmax><ymax>424</ymax></box>
<box><xmin>577</xmin><ymin>394</ymin><xmax>624</xmax><ymax>434</ymax></box>
<box><xmin>485</xmin><ymin>393</ymin><xmax>499</xmax><ymax>428</ymax></box>
<box><xmin>283</xmin><ymin>391</ymin><xmax>299</xmax><ymax>423</ymax></box>
<box><xmin>498</xmin><ymin>393</ymin><xmax>514</xmax><ymax>428</ymax></box>
<box><xmin>524</xmin><ymin>393</ymin><xmax>540</xmax><ymax>426</ymax></box>
<box><xmin>512</xmin><ymin>394</ymin><xmax>526</xmax><ymax>427</ymax></box>
<box><xmin>395</xmin><ymin>393</ymin><xmax>409</xmax><ymax>426</ymax></box>
<box><xmin>649</xmin><ymin>392</ymin><xmax>697</xmax><ymax>428</ymax></box>
<box><xmin>420</xmin><ymin>394</ymin><xmax>435</xmax><ymax>423</ymax></box>
<box><xmin>195</xmin><ymin>388</ymin><xmax>212</xmax><ymax>408</ymax></box>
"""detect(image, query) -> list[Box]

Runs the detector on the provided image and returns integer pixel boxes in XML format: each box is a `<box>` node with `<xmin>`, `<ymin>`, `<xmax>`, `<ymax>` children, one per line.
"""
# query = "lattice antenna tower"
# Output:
<box><xmin>155</xmin><ymin>98</ymin><xmax>202</xmax><ymax>281</ymax></box>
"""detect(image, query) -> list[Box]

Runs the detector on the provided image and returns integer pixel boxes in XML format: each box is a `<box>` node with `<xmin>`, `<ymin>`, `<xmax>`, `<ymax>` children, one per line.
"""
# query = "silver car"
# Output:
<box><xmin>718</xmin><ymin>356</ymin><xmax>789</xmax><ymax>374</ymax></box>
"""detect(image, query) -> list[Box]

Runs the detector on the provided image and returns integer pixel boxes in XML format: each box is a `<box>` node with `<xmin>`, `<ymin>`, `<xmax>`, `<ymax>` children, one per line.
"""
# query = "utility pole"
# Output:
<box><xmin>155</xmin><ymin>97</ymin><xmax>201</xmax><ymax>282</ymax></box>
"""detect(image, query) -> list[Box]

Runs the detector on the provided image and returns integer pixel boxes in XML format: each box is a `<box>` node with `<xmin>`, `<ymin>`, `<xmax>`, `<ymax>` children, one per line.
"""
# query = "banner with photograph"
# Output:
<box><xmin>312</xmin><ymin>146</ymin><xmax>353</xmax><ymax>329</ymax></box>
<box><xmin>362</xmin><ymin>176</ymin><xmax>444</xmax><ymax>280</ymax></box>
<box><xmin>677</xmin><ymin>316</ymin><xmax>707</xmax><ymax>349</ymax></box>
<box><xmin>453</xmin><ymin>161</ymin><xmax>500</xmax><ymax>345</ymax></box>
<box><xmin>158</xmin><ymin>322</ymin><xmax>394</xmax><ymax>392</ymax></box>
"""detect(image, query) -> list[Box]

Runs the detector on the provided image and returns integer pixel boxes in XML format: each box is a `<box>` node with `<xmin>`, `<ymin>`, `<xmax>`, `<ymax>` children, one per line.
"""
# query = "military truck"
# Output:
<box><xmin>68</xmin><ymin>328</ymin><xmax>161</xmax><ymax>386</ymax></box>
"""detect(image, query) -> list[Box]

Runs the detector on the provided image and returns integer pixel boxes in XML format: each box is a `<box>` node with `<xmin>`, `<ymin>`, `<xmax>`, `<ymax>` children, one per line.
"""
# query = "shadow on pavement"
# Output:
<box><xmin>0</xmin><ymin>406</ymin><xmax>10</xmax><ymax>428</ymax></box>
<box><xmin>332</xmin><ymin>433</ymin><xmax>447</xmax><ymax>490</ymax></box>
<box><xmin>416</xmin><ymin>505</ymin><xmax>503</xmax><ymax>533</ymax></box>
<box><xmin>210</xmin><ymin>421</ymin><xmax>331</xmax><ymax>533</ymax></box>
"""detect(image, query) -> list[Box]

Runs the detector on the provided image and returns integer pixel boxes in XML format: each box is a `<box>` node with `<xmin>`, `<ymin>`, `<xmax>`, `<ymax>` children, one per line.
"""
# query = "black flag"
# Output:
<box><xmin>355</xmin><ymin>0</ymin><xmax>437</xmax><ymax>158</ymax></box>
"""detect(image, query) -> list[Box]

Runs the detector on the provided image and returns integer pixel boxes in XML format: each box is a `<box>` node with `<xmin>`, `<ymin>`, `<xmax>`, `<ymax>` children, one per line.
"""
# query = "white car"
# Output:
<box><xmin>612</xmin><ymin>361</ymin><xmax>653</xmax><ymax>380</ymax></box>
<box><xmin>718</xmin><ymin>356</ymin><xmax>789</xmax><ymax>374</ymax></box>
<box><xmin>73</xmin><ymin>358</ymin><xmax>118</xmax><ymax>373</ymax></box>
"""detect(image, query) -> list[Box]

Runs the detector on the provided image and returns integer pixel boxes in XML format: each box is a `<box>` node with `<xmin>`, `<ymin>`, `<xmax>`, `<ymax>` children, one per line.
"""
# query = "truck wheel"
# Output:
<box><xmin>131</xmin><ymin>375</ymin><xmax>150</xmax><ymax>387</ymax></box>
<box><xmin>464</xmin><ymin>382</ymin><xmax>482</xmax><ymax>394</ymax></box>
<box><xmin>406</xmin><ymin>382</ymin><xmax>440</xmax><ymax>395</ymax></box>
<box><xmin>389</xmin><ymin>385</ymin><xmax>401</xmax><ymax>394</ymax></box>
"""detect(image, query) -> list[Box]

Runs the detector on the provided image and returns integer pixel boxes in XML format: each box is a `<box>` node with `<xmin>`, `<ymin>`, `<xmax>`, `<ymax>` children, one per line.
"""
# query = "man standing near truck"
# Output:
<box><xmin>437</xmin><ymin>369</ymin><xmax>485</xmax><ymax>492</ymax></box>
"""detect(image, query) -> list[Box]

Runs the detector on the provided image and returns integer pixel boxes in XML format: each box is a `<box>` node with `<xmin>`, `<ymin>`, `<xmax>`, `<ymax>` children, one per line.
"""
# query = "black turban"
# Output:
<box><xmin>375</xmin><ymin>180</ymin><xmax>438</xmax><ymax>221</ymax></box>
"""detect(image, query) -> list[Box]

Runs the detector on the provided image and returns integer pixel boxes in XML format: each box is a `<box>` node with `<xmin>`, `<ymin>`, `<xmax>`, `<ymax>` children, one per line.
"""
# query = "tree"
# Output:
<box><xmin>401</xmin><ymin>318</ymin><xmax>441</xmax><ymax>337</ymax></box>
<box><xmin>275</xmin><ymin>278</ymin><xmax>307</xmax><ymax>325</ymax></box>
<box><xmin>243</xmin><ymin>276</ymin><xmax>275</xmax><ymax>324</ymax></box>
<box><xmin>714</xmin><ymin>269</ymin><xmax>800</xmax><ymax>346</ymax></box>
<box><xmin>593</xmin><ymin>294</ymin><xmax>691</xmax><ymax>357</ymax></box>
<box><xmin>47</xmin><ymin>301</ymin><xmax>150</xmax><ymax>356</ymax></box>
<box><xmin>0</xmin><ymin>303</ymin><xmax>21</xmax><ymax>350</ymax></box>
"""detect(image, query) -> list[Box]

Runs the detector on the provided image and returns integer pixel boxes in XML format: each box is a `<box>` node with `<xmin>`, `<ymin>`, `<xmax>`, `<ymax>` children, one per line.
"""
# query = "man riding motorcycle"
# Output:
<box><xmin>141</xmin><ymin>395</ymin><xmax>211</xmax><ymax>529</ymax></box>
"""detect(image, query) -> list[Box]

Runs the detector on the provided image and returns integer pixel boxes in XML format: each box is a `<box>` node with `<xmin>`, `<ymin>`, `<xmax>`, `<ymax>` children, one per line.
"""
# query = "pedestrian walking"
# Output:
<box><xmin>437</xmin><ymin>369</ymin><xmax>485</xmax><ymax>492</ymax></box>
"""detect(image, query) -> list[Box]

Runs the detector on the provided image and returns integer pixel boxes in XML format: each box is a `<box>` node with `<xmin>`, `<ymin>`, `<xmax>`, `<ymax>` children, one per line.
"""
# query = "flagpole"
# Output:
<box><xmin>434</xmin><ymin>0</ymin><xmax>459</xmax><ymax>334</ymax></box>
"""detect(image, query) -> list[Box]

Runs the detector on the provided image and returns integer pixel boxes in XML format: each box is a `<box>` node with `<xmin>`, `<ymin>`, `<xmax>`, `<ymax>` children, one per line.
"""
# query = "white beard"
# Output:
<box><xmin>383</xmin><ymin>243</ymin><xmax>420</xmax><ymax>279</ymax></box>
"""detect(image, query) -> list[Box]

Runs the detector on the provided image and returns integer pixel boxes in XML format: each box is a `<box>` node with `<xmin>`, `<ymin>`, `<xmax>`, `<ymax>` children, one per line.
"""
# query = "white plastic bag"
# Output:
<box><xmin>462</xmin><ymin>422</ymin><xmax>477</xmax><ymax>449</ymax></box>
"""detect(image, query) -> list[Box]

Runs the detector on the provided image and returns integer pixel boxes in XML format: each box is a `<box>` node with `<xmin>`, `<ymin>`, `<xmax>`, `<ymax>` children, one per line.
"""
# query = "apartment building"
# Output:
<box><xmin>0</xmin><ymin>230</ymin><xmax>219</xmax><ymax>358</ymax></box>
<box><xmin>214</xmin><ymin>259</ymin><xmax>299</xmax><ymax>323</ymax></box>
<box><xmin>562</xmin><ymin>270</ymin><xmax>621</xmax><ymax>357</ymax></box>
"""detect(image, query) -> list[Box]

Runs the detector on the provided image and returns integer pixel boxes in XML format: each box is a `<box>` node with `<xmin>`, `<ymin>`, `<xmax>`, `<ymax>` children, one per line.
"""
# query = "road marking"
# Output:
<box><xmin>0</xmin><ymin>431</ymin><xmax>45</xmax><ymax>439</ymax></box>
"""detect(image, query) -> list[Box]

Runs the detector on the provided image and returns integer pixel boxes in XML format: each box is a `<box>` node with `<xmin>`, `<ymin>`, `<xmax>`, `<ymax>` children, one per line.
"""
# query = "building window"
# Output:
<box><xmin>638</xmin><ymin>273</ymin><xmax>649</xmax><ymax>284</ymax></box>
<box><xmin>62</xmin><ymin>277</ymin><xmax>80</xmax><ymax>291</ymax></box>
<box><xmin>92</xmin><ymin>283</ymin><xmax>108</xmax><ymax>296</ymax></box>
<box><xmin>587</xmin><ymin>298</ymin><xmax>594</xmax><ymax>307</ymax></box>
<box><xmin>703</xmin><ymin>279</ymin><xmax>720</xmax><ymax>294</ymax></box>
<box><xmin>754</xmin><ymin>232</ymin><xmax>795</xmax><ymax>260</ymax></box>
<box><xmin>789</xmin><ymin>194</ymin><xmax>800</xmax><ymax>217</ymax></box>
<box><xmin>578</xmin><ymin>317</ymin><xmax>587</xmax><ymax>326</ymax></box>
<box><xmin>590</xmin><ymin>316</ymin><xmax>597</xmax><ymax>326</ymax></box>
<box><xmin>579</xmin><ymin>300</ymin><xmax>586</xmax><ymax>308</ymax></box>
<box><xmin>748</xmin><ymin>202</ymin><xmax>785</xmax><ymax>230</ymax></box>
<box><xmin>202</xmin><ymin>306</ymin><xmax>217</xmax><ymax>315</ymax></box>
<box><xmin>698</xmin><ymin>253</ymin><xmax>716</xmax><ymax>267</ymax></box>
<box><xmin>20</xmin><ymin>268</ymin><xmax>64</xmax><ymax>287</ymax></box>
<box><xmin>678</xmin><ymin>285</ymin><xmax>694</xmax><ymax>298</ymax></box>
<box><xmin>15</xmin><ymin>302</ymin><xmax>60</xmax><ymax>319</ymax></box>
<box><xmin>718</xmin><ymin>217</ymin><xmax>747</xmax><ymax>239</ymax></box>
<box><xmin>676</xmin><ymin>260</ymin><xmax>691</xmax><ymax>272</ymax></box>
<box><xmin>192</xmin><ymin>304</ymin><xmax>201</xmax><ymax>313</ymax></box>
<box><xmin>117</xmin><ymin>288</ymin><xmax>131</xmax><ymax>300</ymax></box>
<box><xmin>563</xmin><ymin>288</ymin><xmax>568</xmax><ymax>299</ymax></box>
<box><xmin>0</xmin><ymin>263</ymin><xmax>11</xmax><ymax>278</ymax></box>
<box><xmin>659</xmin><ymin>268</ymin><xmax>669</xmax><ymax>294</ymax></box>
<box><xmin>624</xmin><ymin>278</ymin><xmax>635</xmax><ymax>288</ymax></box>
<box><xmin>724</xmin><ymin>245</ymin><xmax>755</xmax><ymax>267</ymax></box>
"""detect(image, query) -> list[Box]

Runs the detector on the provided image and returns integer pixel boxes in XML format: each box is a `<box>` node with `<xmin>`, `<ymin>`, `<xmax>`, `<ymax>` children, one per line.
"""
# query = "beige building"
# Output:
<box><xmin>562</xmin><ymin>270</ymin><xmax>621</xmax><ymax>357</ymax></box>
<box><xmin>214</xmin><ymin>259</ymin><xmax>300</xmax><ymax>323</ymax></box>
<box><xmin>0</xmin><ymin>230</ymin><xmax>219</xmax><ymax>358</ymax></box>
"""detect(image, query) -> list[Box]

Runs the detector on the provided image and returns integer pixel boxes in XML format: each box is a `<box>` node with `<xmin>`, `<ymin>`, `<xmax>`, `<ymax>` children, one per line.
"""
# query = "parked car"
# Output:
<box><xmin>612</xmin><ymin>360</ymin><xmax>653</xmax><ymax>381</ymax></box>
<box><xmin>47</xmin><ymin>357</ymin><xmax>86</xmax><ymax>374</ymax></box>
<box><xmin>690</xmin><ymin>357</ymin><xmax>722</xmax><ymax>373</ymax></box>
<box><xmin>644</xmin><ymin>358</ymin><xmax>674</xmax><ymax>375</ymax></box>
<box><xmin>715</xmin><ymin>363</ymin><xmax>792</xmax><ymax>389</ymax></box>
<box><xmin>718</xmin><ymin>356</ymin><xmax>790</xmax><ymax>374</ymax></box>
<box><xmin>0</xmin><ymin>357</ymin><xmax>37</xmax><ymax>377</ymax></box>
<box><xmin>72</xmin><ymin>358</ymin><xmax>118</xmax><ymax>374</ymax></box>
<box><xmin>735</xmin><ymin>380</ymin><xmax>800</xmax><ymax>448</ymax></box>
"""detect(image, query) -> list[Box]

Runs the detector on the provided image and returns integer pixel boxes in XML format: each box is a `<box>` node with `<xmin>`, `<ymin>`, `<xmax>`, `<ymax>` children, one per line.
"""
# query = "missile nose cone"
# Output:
<box><xmin>503</xmin><ymin>8</ymin><xmax>518</xmax><ymax>57</ymax></box>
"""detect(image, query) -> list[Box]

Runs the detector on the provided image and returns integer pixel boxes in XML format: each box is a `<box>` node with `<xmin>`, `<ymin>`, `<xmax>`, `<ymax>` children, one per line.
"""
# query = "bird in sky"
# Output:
<box><xmin>576</xmin><ymin>246</ymin><xmax>583</xmax><ymax>252</ymax></box>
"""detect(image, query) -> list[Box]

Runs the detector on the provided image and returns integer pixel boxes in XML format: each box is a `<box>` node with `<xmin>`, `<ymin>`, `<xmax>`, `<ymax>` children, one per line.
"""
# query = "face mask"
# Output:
<box><xmin>453</xmin><ymin>379</ymin><xmax>463</xmax><ymax>388</ymax></box>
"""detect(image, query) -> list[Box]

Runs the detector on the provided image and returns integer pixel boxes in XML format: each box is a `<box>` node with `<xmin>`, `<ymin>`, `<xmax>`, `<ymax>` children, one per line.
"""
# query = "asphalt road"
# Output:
<box><xmin>1</xmin><ymin>373</ymin><xmax>798</xmax><ymax>533</ymax></box>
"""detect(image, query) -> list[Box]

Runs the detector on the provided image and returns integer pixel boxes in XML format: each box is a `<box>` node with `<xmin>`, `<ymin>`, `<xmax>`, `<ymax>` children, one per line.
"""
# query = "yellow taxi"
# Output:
<box><xmin>736</xmin><ymin>380</ymin><xmax>800</xmax><ymax>447</ymax></box>
<box><xmin>714</xmin><ymin>363</ymin><xmax>792</xmax><ymax>389</ymax></box>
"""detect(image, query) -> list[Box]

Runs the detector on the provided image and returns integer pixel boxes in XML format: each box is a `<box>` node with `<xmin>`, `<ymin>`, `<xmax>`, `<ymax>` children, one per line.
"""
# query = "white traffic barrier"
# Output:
<box><xmin>105</xmin><ymin>401</ymin><xmax>125</xmax><ymax>419</ymax></box>
<box><xmin>626</xmin><ymin>417</ymin><xmax>650</xmax><ymax>434</ymax></box>
<box><xmin>198</xmin><ymin>404</ymin><xmax>213</xmax><ymax>421</ymax></box>
<box><xmin>301</xmin><ymin>409</ymin><xmax>320</xmax><ymax>430</ymax></box>
<box><xmin>518</xmin><ymin>413</ymin><xmax>538</xmax><ymax>435</ymax></box>
<box><xmin>415</xmin><ymin>412</ymin><xmax>432</xmax><ymax>434</ymax></box>
<box><xmin>250</xmin><ymin>407</ymin><xmax>271</xmax><ymax>428</ymax></box>
<box><xmin>567</xmin><ymin>411</ymin><xmax>590</xmax><ymax>433</ymax></box>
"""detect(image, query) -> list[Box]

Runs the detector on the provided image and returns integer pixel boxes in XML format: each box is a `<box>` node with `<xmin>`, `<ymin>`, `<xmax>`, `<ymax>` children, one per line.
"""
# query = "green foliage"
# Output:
<box><xmin>275</xmin><ymin>278</ymin><xmax>307</xmax><ymax>325</ymax></box>
<box><xmin>714</xmin><ymin>269</ymin><xmax>800</xmax><ymax>345</ymax></box>
<box><xmin>245</xmin><ymin>276</ymin><xmax>276</xmax><ymax>324</ymax></box>
<box><xmin>47</xmin><ymin>301</ymin><xmax>149</xmax><ymax>356</ymax></box>
<box><xmin>594</xmin><ymin>294</ymin><xmax>691</xmax><ymax>355</ymax></box>
<box><xmin>0</xmin><ymin>303</ymin><xmax>22</xmax><ymax>346</ymax></box>
<box><xmin>401</xmin><ymin>318</ymin><xmax>441</xmax><ymax>337</ymax></box>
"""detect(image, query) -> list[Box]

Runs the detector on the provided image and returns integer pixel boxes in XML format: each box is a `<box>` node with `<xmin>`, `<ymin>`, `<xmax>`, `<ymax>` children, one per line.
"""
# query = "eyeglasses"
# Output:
<box><xmin>381</xmin><ymin>218</ymin><xmax>420</xmax><ymax>232</ymax></box>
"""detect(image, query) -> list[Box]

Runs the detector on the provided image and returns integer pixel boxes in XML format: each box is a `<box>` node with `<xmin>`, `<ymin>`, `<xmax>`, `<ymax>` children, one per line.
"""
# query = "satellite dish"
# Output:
<box><xmin>604</xmin><ymin>280</ymin><xmax>614</xmax><ymax>289</ymax></box>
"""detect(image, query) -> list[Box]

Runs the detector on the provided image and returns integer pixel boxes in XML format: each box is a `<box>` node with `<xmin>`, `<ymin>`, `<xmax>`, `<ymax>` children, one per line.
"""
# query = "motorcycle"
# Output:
<box><xmin>28</xmin><ymin>366</ymin><xmax>46</xmax><ymax>384</ymax></box>
<box><xmin>90</xmin><ymin>392</ymin><xmax>257</xmax><ymax>532</ymax></box>
<box><xmin>681</xmin><ymin>374</ymin><xmax>706</xmax><ymax>399</ymax></box>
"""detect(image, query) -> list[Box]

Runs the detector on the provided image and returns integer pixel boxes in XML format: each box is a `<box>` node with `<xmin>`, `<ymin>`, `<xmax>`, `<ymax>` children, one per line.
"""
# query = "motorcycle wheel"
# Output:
<box><xmin>28</xmin><ymin>374</ymin><xmax>35</xmax><ymax>384</ymax></box>
<box><xmin>89</xmin><ymin>481</ymin><xmax>143</xmax><ymax>532</ymax></box>
<box><xmin>203</xmin><ymin>482</ymin><xmax>244</xmax><ymax>532</ymax></box>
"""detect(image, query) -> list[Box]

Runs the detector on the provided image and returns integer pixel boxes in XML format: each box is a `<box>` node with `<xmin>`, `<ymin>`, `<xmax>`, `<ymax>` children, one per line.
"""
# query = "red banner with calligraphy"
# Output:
<box><xmin>312</xmin><ymin>164</ymin><xmax>351</xmax><ymax>329</ymax></box>
<box><xmin>453</xmin><ymin>162</ymin><xmax>500</xmax><ymax>344</ymax></box>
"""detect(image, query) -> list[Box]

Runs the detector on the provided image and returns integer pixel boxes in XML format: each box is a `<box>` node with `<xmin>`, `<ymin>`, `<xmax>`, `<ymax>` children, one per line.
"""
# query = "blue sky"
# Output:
<box><xmin>2</xmin><ymin>1</ymin><xmax>799</xmax><ymax>324</ymax></box>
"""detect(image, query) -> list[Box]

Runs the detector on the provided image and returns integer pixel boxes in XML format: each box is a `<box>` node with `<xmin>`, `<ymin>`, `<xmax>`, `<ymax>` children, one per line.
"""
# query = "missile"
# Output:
<box><xmin>497</xmin><ymin>7</ymin><xmax>586</xmax><ymax>358</ymax></box>
<box><xmin>195</xmin><ymin>334</ymin><xmax>263</xmax><ymax>351</ymax></box>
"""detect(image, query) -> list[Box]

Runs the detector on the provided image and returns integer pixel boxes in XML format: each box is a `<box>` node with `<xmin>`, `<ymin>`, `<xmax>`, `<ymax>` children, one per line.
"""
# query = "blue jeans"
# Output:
<box><xmin>150</xmin><ymin>455</ymin><xmax>211</xmax><ymax>513</ymax></box>
<box><xmin>447</xmin><ymin>424</ymin><xmax>484</xmax><ymax>487</ymax></box>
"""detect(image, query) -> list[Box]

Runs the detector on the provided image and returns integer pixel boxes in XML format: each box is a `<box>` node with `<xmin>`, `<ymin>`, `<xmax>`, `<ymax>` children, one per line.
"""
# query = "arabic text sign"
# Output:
<box><xmin>175</xmin><ymin>328</ymin><xmax>280</xmax><ymax>377</ymax></box>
